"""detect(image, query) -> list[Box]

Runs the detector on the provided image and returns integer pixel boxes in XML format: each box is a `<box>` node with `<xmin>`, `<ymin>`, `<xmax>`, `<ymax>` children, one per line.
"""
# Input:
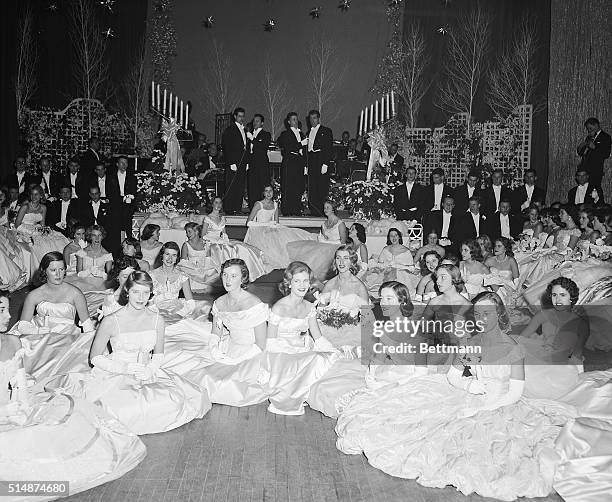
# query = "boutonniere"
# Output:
<box><xmin>101</xmin><ymin>199</ymin><xmax>108</xmax><ymax>205</ymax></box>
<box><xmin>123</xmin><ymin>194</ymin><xmax>134</xmax><ymax>203</ymax></box>
<box><xmin>481</xmin><ymin>214</ymin><xmax>486</xmax><ymax>221</ymax></box>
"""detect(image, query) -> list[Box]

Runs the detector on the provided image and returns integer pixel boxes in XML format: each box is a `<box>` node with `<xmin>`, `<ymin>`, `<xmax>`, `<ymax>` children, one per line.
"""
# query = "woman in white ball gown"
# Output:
<box><xmin>49</xmin><ymin>271</ymin><xmax>211</xmax><ymax>435</ymax></box>
<box><xmin>0</xmin><ymin>291</ymin><xmax>146</xmax><ymax>498</ymax></box>
<box><xmin>179</xmin><ymin>222</ymin><xmax>218</xmax><ymax>292</ymax></box>
<box><xmin>335</xmin><ymin>291</ymin><xmax>612</xmax><ymax>501</ymax></box>
<box><xmin>244</xmin><ymin>184</ymin><xmax>315</xmax><ymax>270</ymax></box>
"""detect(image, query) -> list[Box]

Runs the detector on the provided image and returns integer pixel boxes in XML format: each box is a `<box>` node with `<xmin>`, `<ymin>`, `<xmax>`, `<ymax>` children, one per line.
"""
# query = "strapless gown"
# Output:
<box><xmin>287</xmin><ymin>220</ymin><xmax>344</xmax><ymax>280</ymax></box>
<box><xmin>244</xmin><ymin>202</ymin><xmax>316</xmax><ymax>269</ymax></box>
<box><xmin>203</xmin><ymin>216</ymin><xmax>269</xmax><ymax>281</ymax></box>
<box><xmin>62</xmin><ymin>250</ymin><xmax>113</xmax><ymax>316</ymax></box>
<box><xmin>460</xmin><ymin>263</ymin><xmax>487</xmax><ymax>299</ymax></box>
<box><xmin>363</xmin><ymin>247</ymin><xmax>419</xmax><ymax>297</ymax></box>
<box><xmin>140</xmin><ymin>244</ymin><xmax>162</xmax><ymax>267</ymax></box>
<box><xmin>151</xmin><ymin>272</ymin><xmax>211</xmax><ymax>323</ymax></box>
<box><xmin>0</xmin><ymin>346</ymin><xmax>146</xmax><ymax>499</ymax></box>
<box><xmin>48</xmin><ymin>312</ymin><xmax>211</xmax><ymax>435</ymax></box>
<box><xmin>179</xmin><ymin>241</ymin><xmax>218</xmax><ymax>292</ymax></box>
<box><xmin>0</xmin><ymin>234</ymin><xmax>28</xmax><ymax>292</ymax></box>
<box><xmin>16</xmin><ymin>212</ymin><xmax>70</xmax><ymax>268</ymax></box>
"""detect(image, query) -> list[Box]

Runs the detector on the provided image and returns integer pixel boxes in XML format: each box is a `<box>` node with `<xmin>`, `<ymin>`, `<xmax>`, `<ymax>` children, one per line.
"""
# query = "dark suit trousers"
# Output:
<box><xmin>281</xmin><ymin>155</ymin><xmax>305</xmax><ymax>216</ymax></box>
<box><xmin>247</xmin><ymin>161</ymin><xmax>270</xmax><ymax>210</ymax></box>
<box><xmin>307</xmin><ymin>152</ymin><xmax>330</xmax><ymax>217</ymax></box>
<box><xmin>224</xmin><ymin>164</ymin><xmax>247</xmax><ymax>213</ymax></box>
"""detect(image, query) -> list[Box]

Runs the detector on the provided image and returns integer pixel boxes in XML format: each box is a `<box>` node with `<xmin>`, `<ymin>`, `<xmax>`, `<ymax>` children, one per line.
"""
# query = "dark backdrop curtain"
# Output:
<box><xmin>0</xmin><ymin>1</ymin><xmax>18</xmax><ymax>179</ymax></box>
<box><xmin>403</xmin><ymin>0</ymin><xmax>551</xmax><ymax>188</ymax></box>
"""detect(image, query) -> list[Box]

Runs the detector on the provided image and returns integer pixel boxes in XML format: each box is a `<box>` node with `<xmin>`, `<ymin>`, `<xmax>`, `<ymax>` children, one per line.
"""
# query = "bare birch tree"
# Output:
<box><xmin>487</xmin><ymin>17</ymin><xmax>541</xmax><ymax>121</ymax></box>
<box><xmin>306</xmin><ymin>36</ymin><xmax>347</xmax><ymax>121</ymax></box>
<box><xmin>260</xmin><ymin>58</ymin><xmax>290</xmax><ymax>138</ymax></box>
<box><xmin>397</xmin><ymin>23</ymin><xmax>428</xmax><ymax>128</ymax></box>
<box><xmin>15</xmin><ymin>5</ymin><xmax>37</xmax><ymax>125</ymax></box>
<box><xmin>199</xmin><ymin>38</ymin><xmax>244</xmax><ymax>116</ymax></box>
<box><xmin>70</xmin><ymin>0</ymin><xmax>108</xmax><ymax>136</ymax></box>
<box><xmin>436</xmin><ymin>6</ymin><xmax>491</xmax><ymax>133</ymax></box>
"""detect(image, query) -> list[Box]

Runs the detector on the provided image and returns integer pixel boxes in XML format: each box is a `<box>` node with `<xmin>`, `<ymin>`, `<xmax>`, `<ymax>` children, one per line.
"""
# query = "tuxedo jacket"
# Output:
<box><xmin>307</xmin><ymin>126</ymin><xmax>334</xmax><ymax>167</ymax></box>
<box><xmin>567</xmin><ymin>183</ymin><xmax>605</xmax><ymax>206</ymax></box>
<box><xmin>453</xmin><ymin>184</ymin><xmax>482</xmax><ymax>214</ymax></box>
<box><xmin>47</xmin><ymin>199</ymin><xmax>79</xmax><ymax>228</ymax></box>
<box><xmin>423</xmin><ymin>184</ymin><xmax>454</xmax><ymax>212</ymax></box>
<box><xmin>2</xmin><ymin>172</ymin><xmax>36</xmax><ymax>191</ymax></box>
<box><xmin>388</xmin><ymin>154</ymin><xmax>405</xmax><ymax>173</ymax></box>
<box><xmin>480</xmin><ymin>185</ymin><xmax>513</xmax><ymax>215</ymax></box>
<box><xmin>89</xmin><ymin>175</ymin><xmax>119</xmax><ymax>201</ymax></box>
<box><xmin>80</xmin><ymin>149</ymin><xmax>103</xmax><ymax>178</ymax></box>
<box><xmin>63</xmin><ymin>172</ymin><xmax>89</xmax><ymax>200</ymax></box>
<box><xmin>511</xmin><ymin>185</ymin><xmax>546</xmax><ymax>214</ymax></box>
<box><xmin>80</xmin><ymin>199</ymin><xmax>112</xmax><ymax>228</ymax></box>
<box><xmin>393</xmin><ymin>182</ymin><xmax>425</xmax><ymax>222</ymax></box>
<box><xmin>424</xmin><ymin>210</ymin><xmax>460</xmax><ymax>244</ymax></box>
<box><xmin>578</xmin><ymin>130</ymin><xmax>612</xmax><ymax>178</ymax></box>
<box><xmin>485</xmin><ymin>212</ymin><xmax>523</xmax><ymax>241</ymax></box>
<box><xmin>33</xmin><ymin>171</ymin><xmax>63</xmax><ymax>199</ymax></box>
<box><xmin>455</xmin><ymin>211</ymin><xmax>487</xmax><ymax>244</ymax></box>
<box><xmin>250</xmin><ymin>130</ymin><xmax>271</xmax><ymax>168</ymax></box>
<box><xmin>221</xmin><ymin>123</ymin><xmax>248</xmax><ymax>168</ymax></box>
<box><xmin>111</xmin><ymin>170</ymin><xmax>138</xmax><ymax>200</ymax></box>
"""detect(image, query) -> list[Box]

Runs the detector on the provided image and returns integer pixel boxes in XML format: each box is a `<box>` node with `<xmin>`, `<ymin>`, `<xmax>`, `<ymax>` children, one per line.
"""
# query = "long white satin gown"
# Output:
<box><xmin>0</xmin><ymin>343</ymin><xmax>146</xmax><ymax>500</ymax></box>
<box><xmin>243</xmin><ymin>202</ymin><xmax>316</xmax><ymax>270</ymax></box>
<box><xmin>16</xmin><ymin>212</ymin><xmax>70</xmax><ymax>267</ymax></box>
<box><xmin>63</xmin><ymin>250</ymin><xmax>113</xmax><ymax>316</ymax></box>
<box><xmin>180</xmin><ymin>241</ymin><xmax>218</xmax><ymax>292</ymax></box>
<box><xmin>151</xmin><ymin>271</ymin><xmax>211</xmax><ymax>323</ymax></box>
<box><xmin>287</xmin><ymin>220</ymin><xmax>344</xmax><ymax>280</ymax></box>
<box><xmin>49</xmin><ymin>310</ymin><xmax>212</xmax><ymax>435</ymax></box>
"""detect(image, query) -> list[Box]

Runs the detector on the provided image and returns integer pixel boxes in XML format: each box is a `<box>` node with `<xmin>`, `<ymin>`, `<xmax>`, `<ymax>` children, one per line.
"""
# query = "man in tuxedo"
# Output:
<box><xmin>453</xmin><ymin>171</ymin><xmax>481</xmax><ymax>214</ymax></box>
<box><xmin>81</xmin><ymin>186</ymin><xmax>118</xmax><ymax>251</ymax></box>
<box><xmin>306</xmin><ymin>110</ymin><xmax>334</xmax><ymax>217</ymax></box>
<box><xmin>278</xmin><ymin>111</ymin><xmax>305</xmax><ymax>216</ymax></box>
<box><xmin>47</xmin><ymin>185</ymin><xmax>79</xmax><ymax>234</ymax></box>
<box><xmin>393</xmin><ymin>166</ymin><xmax>425</xmax><ymax>222</ymax></box>
<box><xmin>90</xmin><ymin>162</ymin><xmax>118</xmax><ymax>202</ymax></box>
<box><xmin>512</xmin><ymin>169</ymin><xmax>546</xmax><ymax>215</ymax></box>
<box><xmin>456</xmin><ymin>196</ymin><xmax>487</xmax><ymax>244</ymax></box>
<box><xmin>112</xmin><ymin>156</ymin><xmax>137</xmax><ymax>240</ymax></box>
<box><xmin>568</xmin><ymin>168</ymin><xmax>604</xmax><ymax>206</ymax></box>
<box><xmin>424</xmin><ymin>195</ymin><xmax>460</xmax><ymax>252</ymax></box>
<box><xmin>386</xmin><ymin>144</ymin><xmax>405</xmax><ymax>178</ymax></box>
<box><xmin>186</xmin><ymin>134</ymin><xmax>209</xmax><ymax>177</ymax></box>
<box><xmin>221</xmin><ymin>107</ymin><xmax>248</xmax><ymax>214</ymax></box>
<box><xmin>34</xmin><ymin>157</ymin><xmax>62</xmax><ymax>201</ymax></box>
<box><xmin>577</xmin><ymin>117</ymin><xmax>611</xmax><ymax>188</ymax></box>
<box><xmin>481</xmin><ymin>169</ymin><xmax>512</xmax><ymax>216</ymax></box>
<box><xmin>423</xmin><ymin>168</ymin><xmax>453</xmax><ymax>213</ymax></box>
<box><xmin>2</xmin><ymin>156</ymin><xmax>31</xmax><ymax>196</ymax></box>
<box><xmin>485</xmin><ymin>199</ymin><xmax>522</xmax><ymax>241</ymax></box>
<box><xmin>80</xmin><ymin>137</ymin><xmax>103</xmax><ymax>179</ymax></box>
<box><xmin>247</xmin><ymin>114</ymin><xmax>271</xmax><ymax>210</ymax></box>
<box><xmin>65</xmin><ymin>158</ymin><xmax>89</xmax><ymax>200</ymax></box>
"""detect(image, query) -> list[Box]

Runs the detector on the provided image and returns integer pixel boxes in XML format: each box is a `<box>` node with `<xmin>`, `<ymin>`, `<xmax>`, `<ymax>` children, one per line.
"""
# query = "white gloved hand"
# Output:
<box><xmin>15</xmin><ymin>321</ymin><xmax>50</xmax><ymax>335</ymax></box>
<box><xmin>80</xmin><ymin>318</ymin><xmax>95</xmax><ymax>332</ymax></box>
<box><xmin>321</xmin><ymin>164</ymin><xmax>328</xmax><ymax>175</ymax></box>
<box><xmin>467</xmin><ymin>379</ymin><xmax>487</xmax><ymax>395</ymax></box>
<box><xmin>230</xmin><ymin>164</ymin><xmax>237</xmax><ymax>172</ymax></box>
<box><xmin>304</xmin><ymin>166</ymin><xmax>308</xmax><ymax>175</ymax></box>
<box><xmin>92</xmin><ymin>354</ymin><xmax>128</xmax><ymax>374</ymax></box>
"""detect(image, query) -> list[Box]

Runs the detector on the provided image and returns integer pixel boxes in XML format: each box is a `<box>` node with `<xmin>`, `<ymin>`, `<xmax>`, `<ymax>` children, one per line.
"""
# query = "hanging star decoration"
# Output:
<box><xmin>102</xmin><ymin>27</ymin><xmax>115</xmax><ymax>38</ymax></box>
<box><xmin>388</xmin><ymin>0</ymin><xmax>402</xmax><ymax>6</ymax></box>
<box><xmin>48</xmin><ymin>2</ymin><xmax>58</xmax><ymax>11</ymax></box>
<box><xmin>338</xmin><ymin>0</ymin><xmax>350</xmax><ymax>12</ymax></box>
<box><xmin>202</xmin><ymin>16</ymin><xmax>215</xmax><ymax>28</ymax></box>
<box><xmin>437</xmin><ymin>25</ymin><xmax>450</xmax><ymax>35</ymax></box>
<box><xmin>263</xmin><ymin>19</ymin><xmax>276</xmax><ymax>32</ymax></box>
<box><xmin>99</xmin><ymin>0</ymin><xmax>115</xmax><ymax>13</ymax></box>
<box><xmin>309</xmin><ymin>7</ymin><xmax>321</xmax><ymax>19</ymax></box>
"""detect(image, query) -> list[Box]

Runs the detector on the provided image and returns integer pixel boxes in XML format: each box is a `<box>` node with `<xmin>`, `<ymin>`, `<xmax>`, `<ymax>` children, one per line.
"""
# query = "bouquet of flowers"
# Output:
<box><xmin>343</xmin><ymin>180</ymin><xmax>397</xmax><ymax>220</ymax></box>
<box><xmin>317</xmin><ymin>307</ymin><xmax>361</xmax><ymax>329</ymax></box>
<box><xmin>516</xmin><ymin>229</ymin><xmax>544</xmax><ymax>252</ymax></box>
<box><xmin>135</xmin><ymin>171</ymin><xmax>204</xmax><ymax>215</ymax></box>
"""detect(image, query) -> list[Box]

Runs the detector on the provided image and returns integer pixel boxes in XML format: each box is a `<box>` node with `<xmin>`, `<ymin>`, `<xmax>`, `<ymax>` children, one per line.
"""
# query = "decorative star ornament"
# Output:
<box><xmin>389</xmin><ymin>0</ymin><xmax>402</xmax><ymax>6</ymax></box>
<box><xmin>48</xmin><ymin>2</ymin><xmax>58</xmax><ymax>11</ymax></box>
<box><xmin>102</xmin><ymin>27</ymin><xmax>114</xmax><ymax>38</ymax></box>
<box><xmin>263</xmin><ymin>19</ymin><xmax>276</xmax><ymax>32</ymax></box>
<box><xmin>99</xmin><ymin>0</ymin><xmax>115</xmax><ymax>12</ymax></box>
<box><xmin>338</xmin><ymin>0</ymin><xmax>350</xmax><ymax>12</ymax></box>
<box><xmin>202</xmin><ymin>16</ymin><xmax>215</xmax><ymax>28</ymax></box>
<box><xmin>437</xmin><ymin>25</ymin><xmax>449</xmax><ymax>35</ymax></box>
<box><xmin>309</xmin><ymin>7</ymin><xmax>321</xmax><ymax>19</ymax></box>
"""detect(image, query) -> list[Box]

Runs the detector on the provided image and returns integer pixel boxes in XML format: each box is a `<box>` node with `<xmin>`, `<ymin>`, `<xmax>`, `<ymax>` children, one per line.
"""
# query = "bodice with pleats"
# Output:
<box><xmin>211</xmin><ymin>302</ymin><xmax>269</xmax><ymax>359</ymax></box>
<box><xmin>318</xmin><ymin>220</ymin><xmax>343</xmax><ymax>244</ymax></box>
<box><xmin>254</xmin><ymin>203</ymin><xmax>277</xmax><ymax>223</ymax></box>
<box><xmin>76</xmin><ymin>250</ymin><xmax>112</xmax><ymax>276</ymax></box>
<box><xmin>34</xmin><ymin>301</ymin><xmax>77</xmax><ymax>331</ymax></box>
<box><xmin>204</xmin><ymin>216</ymin><xmax>226</xmax><ymax>238</ymax></box>
<box><xmin>108</xmin><ymin>313</ymin><xmax>157</xmax><ymax>365</ymax></box>
<box><xmin>140</xmin><ymin>244</ymin><xmax>162</xmax><ymax>266</ymax></box>
<box><xmin>268</xmin><ymin>307</ymin><xmax>316</xmax><ymax>352</ymax></box>
<box><xmin>185</xmin><ymin>242</ymin><xmax>208</xmax><ymax>267</ymax></box>
<box><xmin>0</xmin><ymin>347</ymin><xmax>24</xmax><ymax>405</ymax></box>
<box><xmin>151</xmin><ymin>272</ymin><xmax>188</xmax><ymax>302</ymax></box>
<box><xmin>555</xmin><ymin>228</ymin><xmax>581</xmax><ymax>251</ymax></box>
<box><xmin>22</xmin><ymin>212</ymin><xmax>43</xmax><ymax>225</ymax></box>
<box><xmin>377</xmin><ymin>247</ymin><xmax>414</xmax><ymax>268</ymax></box>
<box><xmin>460</xmin><ymin>263</ymin><xmax>487</xmax><ymax>296</ymax></box>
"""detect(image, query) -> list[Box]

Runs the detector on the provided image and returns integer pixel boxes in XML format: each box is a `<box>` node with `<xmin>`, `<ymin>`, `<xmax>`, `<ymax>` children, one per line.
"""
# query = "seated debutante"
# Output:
<box><xmin>150</xmin><ymin>241</ymin><xmax>209</xmax><ymax>320</ymax></box>
<box><xmin>593</xmin><ymin>206</ymin><xmax>612</xmax><ymax>245</ymax></box>
<box><xmin>522</xmin><ymin>204</ymin><xmax>544</xmax><ymax>239</ymax></box>
<box><xmin>577</xmin><ymin>206</ymin><xmax>600</xmax><ymax>245</ymax></box>
<box><xmin>413</xmin><ymin>230</ymin><xmax>446</xmax><ymax>263</ymax></box>
<box><xmin>71</xmin><ymin>271</ymin><xmax>211</xmax><ymax>434</ymax></box>
<box><xmin>541</xmin><ymin>207</ymin><xmax>562</xmax><ymax>245</ymax></box>
<box><xmin>120</xmin><ymin>237</ymin><xmax>150</xmax><ymax>272</ymax></box>
<box><xmin>0</xmin><ymin>227</ymin><xmax>27</xmax><ymax>292</ymax></box>
<box><xmin>483</xmin><ymin>237</ymin><xmax>519</xmax><ymax>304</ymax></box>
<box><xmin>101</xmin><ymin>256</ymin><xmax>140</xmax><ymax>317</ymax></box>
<box><xmin>0</xmin><ymin>291</ymin><xmax>147</xmax><ymax>496</ymax></box>
<box><xmin>415</xmin><ymin>250</ymin><xmax>441</xmax><ymax>301</ymax></box>
<box><xmin>179</xmin><ymin>222</ymin><xmax>217</xmax><ymax>292</ymax></box>
<box><xmin>477</xmin><ymin>234</ymin><xmax>493</xmax><ymax>262</ymax></box>
<box><xmin>139</xmin><ymin>223</ymin><xmax>163</xmax><ymax>268</ymax></box>
<box><xmin>364</xmin><ymin>228</ymin><xmax>416</xmax><ymax>295</ymax></box>
<box><xmin>244</xmin><ymin>185</ymin><xmax>315</xmax><ymax>270</ymax></box>
<box><xmin>203</xmin><ymin>197</ymin><xmax>268</xmax><ymax>280</ymax></box>
<box><xmin>0</xmin><ymin>187</ymin><xmax>9</xmax><ymax>226</ymax></box>
<box><xmin>76</xmin><ymin>225</ymin><xmax>113</xmax><ymax>278</ymax></box>
<box><xmin>459</xmin><ymin>239</ymin><xmax>489</xmax><ymax>299</ymax></box>
<box><xmin>348</xmin><ymin>223</ymin><xmax>368</xmax><ymax>275</ymax></box>
<box><xmin>62</xmin><ymin>222</ymin><xmax>87</xmax><ymax>275</ymax></box>
<box><xmin>267</xmin><ymin>261</ymin><xmax>333</xmax><ymax>354</ymax></box>
<box><xmin>287</xmin><ymin>200</ymin><xmax>347</xmax><ymax>280</ymax></box>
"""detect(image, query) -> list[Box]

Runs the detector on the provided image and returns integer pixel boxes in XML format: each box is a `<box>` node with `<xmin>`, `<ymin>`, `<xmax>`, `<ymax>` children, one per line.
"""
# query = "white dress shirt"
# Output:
<box><xmin>291</xmin><ymin>127</ymin><xmax>301</xmax><ymax>144</ymax></box>
<box><xmin>117</xmin><ymin>171</ymin><xmax>126</xmax><ymax>197</ymax></box>
<box><xmin>250</xmin><ymin>127</ymin><xmax>262</xmax><ymax>153</ymax></box>
<box><xmin>42</xmin><ymin>172</ymin><xmax>51</xmax><ymax>194</ymax></box>
<box><xmin>16</xmin><ymin>172</ymin><xmax>25</xmax><ymax>193</ymax></box>
<box><xmin>405</xmin><ymin>181</ymin><xmax>414</xmax><ymax>199</ymax></box>
<box><xmin>70</xmin><ymin>173</ymin><xmax>78</xmax><ymax>198</ymax></box>
<box><xmin>500</xmin><ymin>213</ymin><xmax>511</xmax><ymax>238</ymax></box>
<box><xmin>525</xmin><ymin>185</ymin><xmax>534</xmax><ymax>203</ymax></box>
<box><xmin>470</xmin><ymin>211</ymin><xmax>481</xmax><ymax>237</ymax></box>
<box><xmin>467</xmin><ymin>185</ymin><xmax>475</xmax><ymax>198</ymax></box>
<box><xmin>433</xmin><ymin>183</ymin><xmax>444</xmax><ymax>210</ymax></box>
<box><xmin>441</xmin><ymin>210</ymin><xmax>452</xmax><ymax>238</ymax></box>
<box><xmin>97</xmin><ymin>176</ymin><xmax>106</xmax><ymax>198</ymax></box>
<box><xmin>308</xmin><ymin>124</ymin><xmax>321</xmax><ymax>152</ymax></box>
<box><xmin>575</xmin><ymin>184</ymin><xmax>588</xmax><ymax>205</ymax></box>
<box><xmin>92</xmin><ymin>201</ymin><xmax>101</xmax><ymax>221</ymax></box>
<box><xmin>236</xmin><ymin>122</ymin><xmax>246</xmax><ymax>145</ymax></box>
<box><xmin>493</xmin><ymin>185</ymin><xmax>502</xmax><ymax>210</ymax></box>
<box><xmin>208</xmin><ymin>156</ymin><xmax>216</xmax><ymax>170</ymax></box>
<box><xmin>60</xmin><ymin>200</ymin><xmax>70</xmax><ymax>224</ymax></box>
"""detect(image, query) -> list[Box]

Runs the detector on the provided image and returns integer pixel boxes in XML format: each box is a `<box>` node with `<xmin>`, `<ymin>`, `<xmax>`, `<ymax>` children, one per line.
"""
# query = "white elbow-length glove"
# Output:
<box><xmin>128</xmin><ymin>353</ymin><xmax>164</xmax><ymax>381</ymax></box>
<box><xmin>447</xmin><ymin>365</ymin><xmax>486</xmax><ymax>394</ymax></box>
<box><xmin>480</xmin><ymin>379</ymin><xmax>524</xmax><ymax>411</ymax></box>
<box><xmin>80</xmin><ymin>318</ymin><xmax>95</xmax><ymax>332</ymax></box>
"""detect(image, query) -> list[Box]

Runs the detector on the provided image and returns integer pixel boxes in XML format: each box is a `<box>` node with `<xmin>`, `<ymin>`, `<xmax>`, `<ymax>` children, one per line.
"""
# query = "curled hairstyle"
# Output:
<box><xmin>351</xmin><ymin>223</ymin><xmax>366</xmax><ymax>244</ymax></box>
<box><xmin>462</xmin><ymin>239</ymin><xmax>484</xmax><ymax>262</ymax></box>
<box><xmin>379</xmin><ymin>280</ymin><xmax>414</xmax><ymax>317</ymax></box>
<box><xmin>433</xmin><ymin>264</ymin><xmax>464</xmax><ymax>293</ymax></box>
<box><xmin>105</xmin><ymin>255</ymin><xmax>140</xmax><ymax>289</ymax></box>
<box><xmin>322</xmin><ymin>198</ymin><xmax>337</xmax><ymax>213</ymax></box>
<box><xmin>477</xmin><ymin>234</ymin><xmax>493</xmax><ymax>255</ymax></box>
<box><xmin>578</xmin><ymin>207</ymin><xmax>595</xmax><ymax>229</ymax></box>
<box><xmin>36</xmin><ymin>251</ymin><xmax>65</xmax><ymax>286</ymax></box>
<box><xmin>29</xmin><ymin>184</ymin><xmax>43</xmax><ymax>200</ymax></box>
<box><xmin>69</xmin><ymin>220</ymin><xmax>86</xmax><ymax>239</ymax></box>
<box><xmin>86</xmin><ymin>224</ymin><xmax>107</xmax><ymax>242</ymax></box>
<box><xmin>122</xmin><ymin>236</ymin><xmax>143</xmax><ymax>259</ymax></box>
<box><xmin>279</xmin><ymin>261</ymin><xmax>314</xmax><ymax>296</ymax></box>
<box><xmin>472</xmin><ymin>291</ymin><xmax>510</xmax><ymax>332</ymax></box>
<box><xmin>153</xmin><ymin>241</ymin><xmax>181</xmax><ymax>269</ymax></box>
<box><xmin>184</xmin><ymin>221</ymin><xmax>202</xmax><ymax>237</ymax></box>
<box><xmin>332</xmin><ymin>245</ymin><xmax>360</xmax><ymax>276</ymax></box>
<box><xmin>221</xmin><ymin>258</ymin><xmax>250</xmax><ymax>289</ymax></box>
<box><xmin>495</xmin><ymin>237</ymin><xmax>514</xmax><ymax>257</ymax></box>
<box><xmin>594</xmin><ymin>206</ymin><xmax>612</xmax><ymax>228</ymax></box>
<box><xmin>118</xmin><ymin>271</ymin><xmax>154</xmax><ymax>306</ymax></box>
<box><xmin>140</xmin><ymin>223</ymin><xmax>160</xmax><ymax>241</ymax></box>
<box><xmin>561</xmin><ymin>205</ymin><xmax>580</xmax><ymax>228</ymax></box>
<box><xmin>386</xmin><ymin>227</ymin><xmax>403</xmax><ymax>245</ymax></box>
<box><xmin>541</xmin><ymin>207</ymin><xmax>561</xmax><ymax>227</ymax></box>
<box><xmin>543</xmin><ymin>277</ymin><xmax>580</xmax><ymax>306</ymax></box>
<box><xmin>420</xmin><ymin>250</ymin><xmax>441</xmax><ymax>276</ymax></box>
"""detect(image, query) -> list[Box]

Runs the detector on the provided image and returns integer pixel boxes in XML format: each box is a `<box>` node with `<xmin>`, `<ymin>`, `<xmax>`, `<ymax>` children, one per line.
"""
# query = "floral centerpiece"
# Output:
<box><xmin>316</xmin><ymin>305</ymin><xmax>361</xmax><ymax>329</ymax></box>
<box><xmin>329</xmin><ymin>179</ymin><xmax>398</xmax><ymax>220</ymax></box>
